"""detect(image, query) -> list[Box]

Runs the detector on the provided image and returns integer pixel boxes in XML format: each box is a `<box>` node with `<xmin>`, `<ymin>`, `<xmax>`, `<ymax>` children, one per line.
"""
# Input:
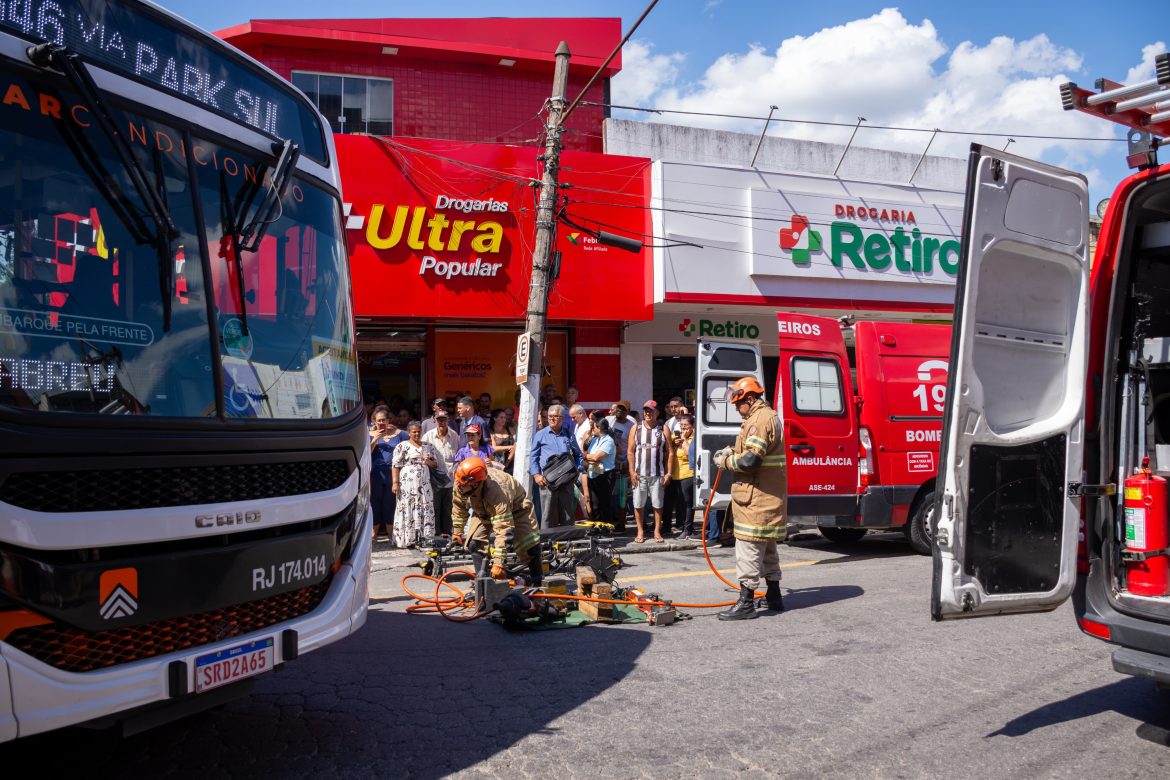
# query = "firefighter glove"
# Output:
<box><xmin>491</xmin><ymin>564</ymin><xmax>508</xmax><ymax>580</ymax></box>
<box><xmin>713</xmin><ymin>448</ymin><xmax>731</xmax><ymax>470</ymax></box>
<box><xmin>451</xmin><ymin>533</ymin><xmax>464</xmax><ymax>547</ymax></box>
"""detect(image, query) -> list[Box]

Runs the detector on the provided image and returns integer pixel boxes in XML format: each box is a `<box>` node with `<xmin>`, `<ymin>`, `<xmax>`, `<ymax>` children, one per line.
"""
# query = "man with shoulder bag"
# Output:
<box><xmin>422</xmin><ymin>410</ymin><xmax>459</xmax><ymax>536</ymax></box>
<box><xmin>528</xmin><ymin>404</ymin><xmax>584</xmax><ymax>529</ymax></box>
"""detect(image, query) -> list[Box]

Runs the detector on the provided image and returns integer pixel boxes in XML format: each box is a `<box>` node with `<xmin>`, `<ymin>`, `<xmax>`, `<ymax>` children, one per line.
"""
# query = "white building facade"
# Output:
<box><xmin>604</xmin><ymin>119</ymin><xmax>968</xmax><ymax>407</ymax></box>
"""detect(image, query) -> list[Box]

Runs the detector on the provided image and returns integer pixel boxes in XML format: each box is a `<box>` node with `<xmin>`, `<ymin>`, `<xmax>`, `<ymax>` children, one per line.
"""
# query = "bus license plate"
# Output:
<box><xmin>195</xmin><ymin>637</ymin><xmax>275</xmax><ymax>693</ymax></box>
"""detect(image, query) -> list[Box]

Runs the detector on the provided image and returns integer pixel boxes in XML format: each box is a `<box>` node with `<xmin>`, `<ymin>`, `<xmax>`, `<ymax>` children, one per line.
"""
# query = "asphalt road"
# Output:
<box><xmin>4</xmin><ymin>532</ymin><xmax>1170</xmax><ymax>778</ymax></box>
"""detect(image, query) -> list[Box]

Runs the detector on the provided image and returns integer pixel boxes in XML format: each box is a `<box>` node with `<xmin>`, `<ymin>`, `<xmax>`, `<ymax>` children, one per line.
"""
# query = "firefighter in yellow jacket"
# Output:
<box><xmin>452</xmin><ymin>457</ymin><xmax>543</xmax><ymax>585</ymax></box>
<box><xmin>713</xmin><ymin>376</ymin><xmax>787</xmax><ymax>620</ymax></box>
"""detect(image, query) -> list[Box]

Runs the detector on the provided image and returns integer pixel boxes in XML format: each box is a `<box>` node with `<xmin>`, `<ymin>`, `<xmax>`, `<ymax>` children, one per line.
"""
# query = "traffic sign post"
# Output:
<box><xmin>516</xmin><ymin>332</ymin><xmax>531</xmax><ymax>385</ymax></box>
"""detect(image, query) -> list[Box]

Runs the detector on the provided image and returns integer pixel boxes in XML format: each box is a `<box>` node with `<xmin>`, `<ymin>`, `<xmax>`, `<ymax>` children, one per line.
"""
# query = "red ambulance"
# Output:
<box><xmin>931</xmin><ymin>56</ymin><xmax>1170</xmax><ymax>686</ymax></box>
<box><xmin>695</xmin><ymin>314</ymin><xmax>950</xmax><ymax>553</ymax></box>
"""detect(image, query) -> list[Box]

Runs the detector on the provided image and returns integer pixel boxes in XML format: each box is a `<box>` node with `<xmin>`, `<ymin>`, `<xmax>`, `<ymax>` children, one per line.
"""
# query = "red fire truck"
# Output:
<box><xmin>931</xmin><ymin>53</ymin><xmax>1170</xmax><ymax>686</ymax></box>
<box><xmin>696</xmin><ymin>313</ymin><xmax>950</xmax><ymax>553</ymax></box>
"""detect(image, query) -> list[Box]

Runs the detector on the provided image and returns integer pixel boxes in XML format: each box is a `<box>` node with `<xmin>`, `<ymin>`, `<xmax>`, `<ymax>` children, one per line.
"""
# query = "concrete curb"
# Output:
<box><xmin>369</xmin><ymin>535</ymin><xmax>725</xmax><ymax>571</ymax></box>
<box><xmin>613</xmin><ymin>540</ymin><xmax>707</xmax><ymax>555</ymax></box>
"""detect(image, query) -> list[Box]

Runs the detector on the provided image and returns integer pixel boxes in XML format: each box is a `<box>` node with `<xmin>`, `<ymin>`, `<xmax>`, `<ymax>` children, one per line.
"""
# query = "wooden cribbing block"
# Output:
<box><xmin>575</xmin><ymin>566</ymin><xmax>597</xmax><ymax>588</ymax></box>
<box><xmin>578</xmin><ymin>582</ymin><xmax>613</xmax><ymax>622</ymax></box>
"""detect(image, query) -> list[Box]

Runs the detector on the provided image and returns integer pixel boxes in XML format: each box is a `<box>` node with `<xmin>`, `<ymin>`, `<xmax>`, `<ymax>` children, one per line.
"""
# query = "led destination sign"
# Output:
<box><xmin>0</xmin><ymin>0</ymin><xmax>326</xmax><ymax>160</ymax></box>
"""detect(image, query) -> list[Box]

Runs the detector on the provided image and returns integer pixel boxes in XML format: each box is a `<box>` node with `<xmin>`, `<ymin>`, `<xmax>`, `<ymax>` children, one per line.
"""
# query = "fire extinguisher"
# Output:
<box><xmin>1123</xmin><ymin>457</ymin><xmax>1170</xmax><ymax>596</ymax></box>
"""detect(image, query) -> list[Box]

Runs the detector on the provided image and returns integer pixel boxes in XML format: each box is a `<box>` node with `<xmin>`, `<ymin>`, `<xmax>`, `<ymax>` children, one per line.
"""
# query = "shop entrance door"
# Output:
<box><xmin>358</xmin><ymin>329</ymin><xmax>426</xmax><ymax>419</ymax></box>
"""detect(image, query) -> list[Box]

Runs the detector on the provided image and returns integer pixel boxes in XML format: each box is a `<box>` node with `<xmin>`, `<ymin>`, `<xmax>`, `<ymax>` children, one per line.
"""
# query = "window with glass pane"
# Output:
<box><xmin>0</xmin><ymin>66</ymin><xmax>216</xmax><ymax>417</ymax></box>
<box><xmin>317</xmin><ymin>75</ymin><xmax>342</xmax><ymax>134</ymax></box>
<box><xmin>291</xmin><ymin>72</ymin><xmax>393</xmax><ymax>135</ymax></box>
<box><xmin>366</xmin><ymin>79</ymin><xmax>394</xmax><ymax>136</ymax></box>
<box><xmin>792</xmin><ymin>358</ymin><xmax>844</xmax><ymax>415</ymax></box>
<box><xmin>342</xmin><ymin>78</ymin><xmax>366</xmax><ymax>133</ymax></box>
<box><xmin>703</xmin><ymin>378</ymin><xmax>738</xmax><ymax>425</ymax></box>
<box><xmin>192</xmin><ymin>138</ymin><xmax>358</xmax><ymax>419</ymax></box>
<box><xmin>291</xmin><ymin>72</ymin><xmax>318</xmax><ymax>105</ymax></box>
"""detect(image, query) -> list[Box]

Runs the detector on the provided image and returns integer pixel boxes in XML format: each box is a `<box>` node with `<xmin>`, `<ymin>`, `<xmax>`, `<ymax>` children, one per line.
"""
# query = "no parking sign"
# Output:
<box><xmin>516</xmin><ymin>332</ymin><xmax>531</xmax><ymax>385</ymax></box>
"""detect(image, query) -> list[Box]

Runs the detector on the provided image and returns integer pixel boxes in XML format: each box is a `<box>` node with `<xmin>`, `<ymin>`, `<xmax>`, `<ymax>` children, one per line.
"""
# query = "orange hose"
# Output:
<box><xmin>697</xmin><ymin>469</ymin><xmax>765</xmax><ymax>599</ymax></box>
<box><xmin>433</xmin><ymin>568</ymin><xmax>492</xmax><ymax>622</ymax></box>
<box><xmin>399</xmin><ymin>468</ymin><xmax>770</xmax><ymax>618</ymax></box>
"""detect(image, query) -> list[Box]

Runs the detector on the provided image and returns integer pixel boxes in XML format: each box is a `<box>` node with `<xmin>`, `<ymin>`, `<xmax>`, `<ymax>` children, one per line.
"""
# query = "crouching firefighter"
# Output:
<box><xmin>713</xmin><ymin>376</ymin><xmax>787</xmax><ymax>620</ymax></box>
<box><xmin>452</xmin><ymin>456</ymin><xmax>544</xmax><ymax>585</ymax></box>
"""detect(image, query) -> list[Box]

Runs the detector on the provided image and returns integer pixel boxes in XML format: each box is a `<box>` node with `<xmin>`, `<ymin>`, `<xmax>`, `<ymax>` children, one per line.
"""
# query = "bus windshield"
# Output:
<box><xmin>0</xmin><ymin>65</ymin><xmax>357</xmax><ymax>419</ymax></box>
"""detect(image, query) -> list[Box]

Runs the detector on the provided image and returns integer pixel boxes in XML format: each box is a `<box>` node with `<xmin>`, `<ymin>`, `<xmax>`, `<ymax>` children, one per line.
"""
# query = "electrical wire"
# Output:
<box><xmin>363</xmin><ymin>115</ymin><xmax>962</xmax><ymax>279</ymax></box>
<box><xmin>367</xmin><ymin>133</ymin><xmax>964</xmax><ymax>270</ymax></box>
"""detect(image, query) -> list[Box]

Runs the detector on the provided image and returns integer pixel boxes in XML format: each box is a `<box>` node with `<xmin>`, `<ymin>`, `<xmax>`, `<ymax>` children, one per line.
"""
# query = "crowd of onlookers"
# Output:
<box><xmin>367</xmin><ymin>385</ymin><xmax>723</xmax><ymax>549</ymax></box>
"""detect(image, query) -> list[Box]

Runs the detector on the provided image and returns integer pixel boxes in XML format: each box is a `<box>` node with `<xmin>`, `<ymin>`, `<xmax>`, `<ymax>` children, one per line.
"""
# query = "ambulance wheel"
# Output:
<box><xmin>907</xmin><ymin>490</ymin><xmax>936</xmax><ymax>556</ymax></box>
<box><xmin>819</xmin><ymin>527</ymin><xmax>867</xmax><ymax>544</ymax></box>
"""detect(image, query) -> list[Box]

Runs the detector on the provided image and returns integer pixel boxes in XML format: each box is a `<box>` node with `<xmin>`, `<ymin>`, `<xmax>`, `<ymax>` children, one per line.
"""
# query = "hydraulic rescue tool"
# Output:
<box><xmin>402</xmin><ymin>468</ymin><xmax>785</xmax><ymax>628</ymax></box>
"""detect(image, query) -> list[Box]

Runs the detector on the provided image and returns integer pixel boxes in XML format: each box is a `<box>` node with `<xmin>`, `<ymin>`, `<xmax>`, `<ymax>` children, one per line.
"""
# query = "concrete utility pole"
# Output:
<box><xmin>512</xmin><ymin>41</ymin><xmax>570</xmax><ymax>493</ymax></box>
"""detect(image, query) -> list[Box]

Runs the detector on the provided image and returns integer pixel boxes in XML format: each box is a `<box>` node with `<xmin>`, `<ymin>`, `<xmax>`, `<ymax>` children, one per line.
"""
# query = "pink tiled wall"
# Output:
<box><xmin>256</xmin><ymin>46</ymin><xmax>607</xmax><ymax>152</ymax></box>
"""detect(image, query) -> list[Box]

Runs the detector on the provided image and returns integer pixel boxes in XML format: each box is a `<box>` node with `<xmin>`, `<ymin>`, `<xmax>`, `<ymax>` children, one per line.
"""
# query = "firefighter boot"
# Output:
<box><xmin>763</xmin><ymin>580</ymin><xmax>784</xmax><ymax>611</ymax></box>
<box><xmin>718</xmin><ymin>585</ymin><xmax>758</xmax><ymax>621</ymax></box>
<box><xmin>526</xmin><ymin>546</ymin><xmax>543</xmax><ymax>587</ymax></box>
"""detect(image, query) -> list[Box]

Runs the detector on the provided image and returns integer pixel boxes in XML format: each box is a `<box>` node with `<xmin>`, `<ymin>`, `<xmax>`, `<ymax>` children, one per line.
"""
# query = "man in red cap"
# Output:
<box><xmin>627</xmin><ymin>400</ymin><xmax>674</xmax><ymax>543</ymax></box>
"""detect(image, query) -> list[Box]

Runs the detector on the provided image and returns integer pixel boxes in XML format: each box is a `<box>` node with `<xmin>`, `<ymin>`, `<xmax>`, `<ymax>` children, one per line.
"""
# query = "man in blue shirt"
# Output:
<box><xmin>529</xmin><ymin>404</ymin><xmax>584</xmax><ymax>529</ymax></box>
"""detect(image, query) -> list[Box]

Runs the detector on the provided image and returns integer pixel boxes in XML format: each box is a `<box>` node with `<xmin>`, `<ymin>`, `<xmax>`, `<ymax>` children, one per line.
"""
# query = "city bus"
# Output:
<box><xmin>0</xmin><ymin>0</ymin><xmax>370</xmax><ymax>740</ymax></box>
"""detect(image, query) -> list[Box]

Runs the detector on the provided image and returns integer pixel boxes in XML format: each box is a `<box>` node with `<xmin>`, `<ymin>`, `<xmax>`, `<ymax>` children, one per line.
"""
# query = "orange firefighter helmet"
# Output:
<box><xmin>727</xmin><ymin>376</ymin><xmax>765</xmax><ymax>405</ymax></box>
<box><xmin>454</xmin><ymin>456</ymin><xmax>489</xmax><ymax>491</ymax></box>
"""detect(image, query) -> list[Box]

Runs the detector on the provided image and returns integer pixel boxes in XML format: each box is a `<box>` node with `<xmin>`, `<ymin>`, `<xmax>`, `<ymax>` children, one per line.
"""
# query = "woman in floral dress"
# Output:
<box><xmin>392</xmin><ymin>420</ymin><xmax>437</xmax><ymax>548</ymax></box>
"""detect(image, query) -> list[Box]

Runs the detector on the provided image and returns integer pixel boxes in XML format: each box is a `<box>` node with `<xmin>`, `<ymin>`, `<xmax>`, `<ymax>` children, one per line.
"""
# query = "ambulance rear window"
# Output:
<box><xmin>792</xmin><ymin>357</ymin><xmax>844</xmax><ymax>415</ymax></box>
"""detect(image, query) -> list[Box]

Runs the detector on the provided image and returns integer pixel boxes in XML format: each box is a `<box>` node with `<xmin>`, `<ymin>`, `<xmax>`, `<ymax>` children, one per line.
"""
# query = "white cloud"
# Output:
<box><xmin>611</xmin><ymin>8</ymin><xmax>1133</xmax><ymax>166</ymax></box>
<box><xmin>1126</xmin><ymin>42</ymin><xmax>1167</xmax><ymax>82</ymax></box>
<box><xmin>613</xmin><ymin>40</ymin><xmax>684</xmax><ymax>107</ymax></box>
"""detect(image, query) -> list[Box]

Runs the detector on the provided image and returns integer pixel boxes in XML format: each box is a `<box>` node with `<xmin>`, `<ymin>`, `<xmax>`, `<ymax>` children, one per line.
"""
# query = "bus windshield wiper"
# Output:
<box><xmin>27</xmin><ymin>43</ymin><xmax>180</xmax><ymax>331</ymax></box>
<box><xmin>238</xmin><ymin>139</ymin><xmax>300</xmax><ymax>253</ymax></box>
<box><xmin>221</xmin><ymin>139</ymin><xmax>300</xmax><ymax>339</ymax></box>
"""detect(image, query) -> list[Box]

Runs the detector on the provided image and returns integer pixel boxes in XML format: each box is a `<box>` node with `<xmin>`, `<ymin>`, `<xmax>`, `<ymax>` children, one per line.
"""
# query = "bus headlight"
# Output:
<box><xmin>356</xmin><ymin>471</ymin><xmax>371</xmax><ymax>524</ymax></box>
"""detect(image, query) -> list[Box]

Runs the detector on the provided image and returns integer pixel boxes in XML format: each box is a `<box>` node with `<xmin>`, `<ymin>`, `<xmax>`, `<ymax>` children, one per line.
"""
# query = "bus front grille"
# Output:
<box><xmin>0</xmin><ymin>460</ymin><xmax>351</xmax><ymax>512</ymax></box>
<box><xmin>5</xmin><ymin>576</ymin><xmax>333</xmax><ymax>673</ymax></box>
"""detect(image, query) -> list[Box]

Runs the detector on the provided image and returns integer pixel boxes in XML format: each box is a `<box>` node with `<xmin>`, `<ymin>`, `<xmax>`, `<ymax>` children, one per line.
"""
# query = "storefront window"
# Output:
<box><xmin>292</xmin><ymin>72</ymin><xmax>394</xmax><ymax>136</ymax></box>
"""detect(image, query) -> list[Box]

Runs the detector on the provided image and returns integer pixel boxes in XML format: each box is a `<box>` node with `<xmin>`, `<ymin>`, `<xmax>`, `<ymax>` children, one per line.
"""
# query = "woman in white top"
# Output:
<box><xmin>582</xmin><ymin>411</ymin><xmax>618</xmax><ymax>525</ymax></box>
<box><xmin>391</xmin><ymin>421</ymin><xmax>438</xmax><ymax>548</ymax></box>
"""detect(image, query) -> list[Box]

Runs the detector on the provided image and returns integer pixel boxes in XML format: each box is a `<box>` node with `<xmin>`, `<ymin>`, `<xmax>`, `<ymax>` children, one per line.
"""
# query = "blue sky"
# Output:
<box><xmin>167</xmin><ymin>0</ymin><xmax>1167</xmax><ymax>204</ymax></box>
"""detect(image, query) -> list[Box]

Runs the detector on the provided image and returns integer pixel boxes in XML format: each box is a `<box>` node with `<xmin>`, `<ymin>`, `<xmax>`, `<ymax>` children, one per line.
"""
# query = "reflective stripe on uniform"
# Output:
<box><xmin>733</xmin><ymin>521</ymin><xmax>786</xmax><ymax>538</ymax></box>
<box><xmin>761</xmin><ymin>454</ymin><xmax>786</xmax><ymax>466</ymax></box>
<box><xmin>490</xmin><ymin>546</ymin><xmax>508</xmax><ymax>557</ymax></box>
<box><xmin>514</xmin><ymin>531</ymin><xmax>541</xmax><ymax>552</ymax></box>
<box><xmin>489</xmin><ymin>512</ymin><xmax>513</xmax><ymax>525</ymax></box>
<box><xmin>744</xmin><ymin>435</ymin><xmax>768</xmax><ymax>452</ymax></box>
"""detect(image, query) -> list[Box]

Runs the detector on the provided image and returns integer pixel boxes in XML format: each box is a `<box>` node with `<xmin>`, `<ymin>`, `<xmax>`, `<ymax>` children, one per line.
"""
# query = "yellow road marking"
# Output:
<box><xmin>621</xmin><ymin>559</ymin><xmax>821</xmax><ymax>584</ymax></box>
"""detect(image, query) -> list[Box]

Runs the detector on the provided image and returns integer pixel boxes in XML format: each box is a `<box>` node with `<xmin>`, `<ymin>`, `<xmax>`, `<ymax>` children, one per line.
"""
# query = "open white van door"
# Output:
<box><xmin>931</xmin><ymin>145</ymin><xmax>1090</xmax><ymax>620</ymax></box>
<box><xmin>694</xmin><ymin>339</ymin><xmax>765</xmax><ymax>512</ymax></box>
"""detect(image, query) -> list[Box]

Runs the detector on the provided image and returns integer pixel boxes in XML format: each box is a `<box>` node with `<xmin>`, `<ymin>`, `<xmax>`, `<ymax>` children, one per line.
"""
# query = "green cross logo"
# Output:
<box><xmin>779</xmin><ymin>215</ymin><xmax>822</xmax><ymax>266</ymax></box>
